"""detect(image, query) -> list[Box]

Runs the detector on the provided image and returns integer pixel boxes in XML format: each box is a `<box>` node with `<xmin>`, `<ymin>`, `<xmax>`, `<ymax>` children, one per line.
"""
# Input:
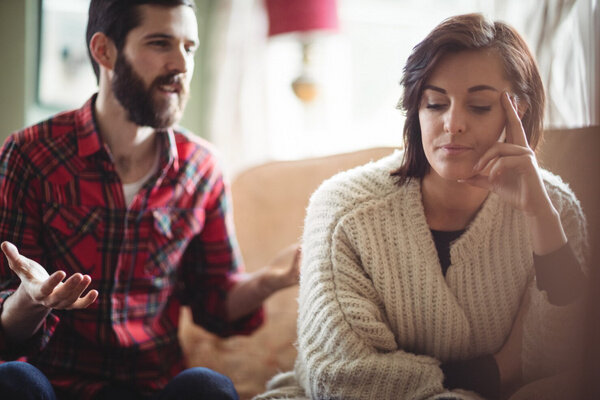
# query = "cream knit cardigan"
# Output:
<box><xmin>256</xmin><ymin>151</ymin><xmax>587</xmax><ymax>400</ymax></box>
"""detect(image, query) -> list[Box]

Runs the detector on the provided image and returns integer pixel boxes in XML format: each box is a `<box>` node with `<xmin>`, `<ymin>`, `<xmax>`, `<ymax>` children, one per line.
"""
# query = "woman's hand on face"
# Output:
<box><xmin>460</xmin><ymin>92</ymin><xmax>553</xmax><ymax>218</ymax></box>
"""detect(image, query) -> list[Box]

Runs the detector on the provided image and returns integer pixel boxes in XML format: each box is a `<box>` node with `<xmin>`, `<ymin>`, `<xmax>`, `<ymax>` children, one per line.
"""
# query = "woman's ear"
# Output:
<box><xmin>89</xmin><ymin>32</ymin><xmax>117</xmax><ymax>71</ymax></box>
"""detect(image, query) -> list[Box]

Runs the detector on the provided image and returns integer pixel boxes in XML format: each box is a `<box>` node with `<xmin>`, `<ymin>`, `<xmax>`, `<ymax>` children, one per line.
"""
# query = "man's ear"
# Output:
<box><xmin>89</xmin><ymin>32</ymin><xmax>117</xmax><ymax>71</ymax></box>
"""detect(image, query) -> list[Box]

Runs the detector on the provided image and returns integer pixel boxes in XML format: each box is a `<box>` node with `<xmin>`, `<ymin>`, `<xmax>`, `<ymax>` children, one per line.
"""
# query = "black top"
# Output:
<box><xmin>430</xmin><ymin>229</ymin><xmax>465</xmax><ymax>276</ymax></box>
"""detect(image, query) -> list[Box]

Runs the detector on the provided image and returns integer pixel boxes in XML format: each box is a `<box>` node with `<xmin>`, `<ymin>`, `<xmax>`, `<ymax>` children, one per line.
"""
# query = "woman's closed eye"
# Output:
<box><xmin>470</xmin><ymin>105</ymin><xmax>492</xmax><ymax>113</ymax></box>
<box><xmin>426</xmin><ymin>103</ymin><xmax>447</xmax><ymax>110</ymax></box>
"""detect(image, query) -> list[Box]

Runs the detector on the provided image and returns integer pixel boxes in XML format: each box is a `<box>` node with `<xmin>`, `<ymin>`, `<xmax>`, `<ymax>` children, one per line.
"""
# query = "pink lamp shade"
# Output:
<box><xmin>265</xmin><ymin>0</ymin><xmax>339</xmax><ymax>37</ymax></box>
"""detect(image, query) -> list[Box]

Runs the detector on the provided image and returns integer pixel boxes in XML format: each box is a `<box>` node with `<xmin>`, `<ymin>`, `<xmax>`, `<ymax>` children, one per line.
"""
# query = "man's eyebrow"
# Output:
<box><xmin>143</xmin><ymin>33</ymin><xmax>174</xmax><ymax>40</ymax></box>
<box><xmin>143</xmin><ymin>33</ymin><xmax>198</xmax><ymax>45</ymax></box>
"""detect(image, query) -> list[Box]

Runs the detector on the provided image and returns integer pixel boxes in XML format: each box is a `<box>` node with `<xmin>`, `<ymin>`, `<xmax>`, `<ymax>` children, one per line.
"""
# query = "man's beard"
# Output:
<box><xmin>111</xmin><ymin>54</ymin><xmax>189</xmax><ymax>129</ymax></box>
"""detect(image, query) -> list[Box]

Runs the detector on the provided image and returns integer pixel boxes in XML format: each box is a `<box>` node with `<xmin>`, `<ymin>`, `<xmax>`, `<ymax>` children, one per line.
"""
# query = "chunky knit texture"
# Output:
<box><xmin>255</xmin><ymin>151</ymin><xmax>587</xmax><ymax>400</ymax></box>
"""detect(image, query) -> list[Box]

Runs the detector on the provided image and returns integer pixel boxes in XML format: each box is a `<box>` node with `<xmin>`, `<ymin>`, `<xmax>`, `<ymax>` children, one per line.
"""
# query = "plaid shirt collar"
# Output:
<box><xmin>74</xmin><ymin>94</ymin><xmax>181</xmax><ymax>173</ymax></box>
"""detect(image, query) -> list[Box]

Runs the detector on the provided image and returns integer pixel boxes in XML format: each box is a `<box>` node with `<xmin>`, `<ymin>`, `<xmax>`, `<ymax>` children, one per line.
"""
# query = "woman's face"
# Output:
<box><xmin>419</xmin><ymin>49</ymin><xmax>513</xmax><ymax>181</ymax></box>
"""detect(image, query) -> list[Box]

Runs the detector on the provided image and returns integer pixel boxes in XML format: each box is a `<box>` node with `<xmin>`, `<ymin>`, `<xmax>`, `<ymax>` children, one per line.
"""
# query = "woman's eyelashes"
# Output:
<box><xmin>470</xmin><ymin>105</ymin><xmax>492</xmax><ymax>113</ymax></box>
<box><xmin>424</xmin><ymin>102</ymin><xmax>493</xmax><ymax>113</ymax></box>
<box><xmin>426</xmin><ymin>103</ymin><xmax>446</xmax><ymax>110</ymax></box>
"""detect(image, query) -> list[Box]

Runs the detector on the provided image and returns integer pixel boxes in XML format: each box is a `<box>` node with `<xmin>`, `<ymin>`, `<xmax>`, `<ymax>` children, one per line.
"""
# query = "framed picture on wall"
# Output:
<box><xmin>37</xmin><ymin>0</ymin><xmax>96</xmax><ymax>110</ymax></box>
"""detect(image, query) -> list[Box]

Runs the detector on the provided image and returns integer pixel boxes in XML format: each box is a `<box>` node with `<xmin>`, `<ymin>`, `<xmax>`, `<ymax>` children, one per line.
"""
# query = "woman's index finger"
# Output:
<box><xmin>501</xmin><ymin>91</ymin><xmax>529</xmax><ymax>148</ymax></box>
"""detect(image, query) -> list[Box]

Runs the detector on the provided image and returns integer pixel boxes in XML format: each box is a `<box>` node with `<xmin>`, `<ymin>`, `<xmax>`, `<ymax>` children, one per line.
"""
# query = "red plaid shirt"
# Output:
<box><xmin>0</xmin><ymin>95</ymin><xmax>263</xmax><ymax>398</ymax></box>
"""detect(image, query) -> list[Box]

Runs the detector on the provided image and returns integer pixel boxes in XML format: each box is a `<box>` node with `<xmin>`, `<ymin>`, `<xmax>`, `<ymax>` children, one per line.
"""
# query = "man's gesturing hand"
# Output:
<box><xmin>1</xmin><ymin>241</ymin><xmax>98</xmax><ymax>310</ymax></box>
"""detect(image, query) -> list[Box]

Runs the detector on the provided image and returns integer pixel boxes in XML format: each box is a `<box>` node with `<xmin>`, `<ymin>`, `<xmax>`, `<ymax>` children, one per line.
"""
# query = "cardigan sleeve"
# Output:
<box><xmin>521</xmin><ymin>174</ymin><xmax>588</xmax><ymax>383</ymax></box>
<box><xmin>294</xmin><ymin>179</ymin><xmax>483</xmax><ymax>400</ymax></box>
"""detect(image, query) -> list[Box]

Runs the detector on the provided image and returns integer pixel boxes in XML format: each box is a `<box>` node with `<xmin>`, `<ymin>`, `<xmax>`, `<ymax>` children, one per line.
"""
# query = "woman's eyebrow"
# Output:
<box><xmin>423</xmin><ymin>84</ymin><xmax>499</xmax><ymax>94</ymax></box>
<box><xmin>468</xmin><ymin>85</ymin><xmax>498</xmax><ymax>93</ymax></box>
<box><xmin>423</xmin><ymin>84</ymin><xmax>446</xmax><ymax>94</ymax></box>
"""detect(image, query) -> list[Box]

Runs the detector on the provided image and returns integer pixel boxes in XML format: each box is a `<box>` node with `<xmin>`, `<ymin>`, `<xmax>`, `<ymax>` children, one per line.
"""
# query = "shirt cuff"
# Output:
<box><xmin>0</xmin><ymin>305</ymin><xmax>60</xmax><ymax>360</ymax></box>
<box><xmin>441</xmin><ymin>354</ymin><xmax>501</xmax><ymax>399</ymax></box>
<box><xmin>534</xmin><ymin>242</ymin><xmax>585</xmax><ymax>306</ymax></box>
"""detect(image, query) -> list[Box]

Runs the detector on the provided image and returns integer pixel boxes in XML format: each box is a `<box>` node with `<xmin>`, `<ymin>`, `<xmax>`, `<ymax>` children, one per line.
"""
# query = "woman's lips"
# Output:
<box><xmin>439</xmin><ymin>144</ymin><xmax>472</xmax><ymax>154</ymax></box>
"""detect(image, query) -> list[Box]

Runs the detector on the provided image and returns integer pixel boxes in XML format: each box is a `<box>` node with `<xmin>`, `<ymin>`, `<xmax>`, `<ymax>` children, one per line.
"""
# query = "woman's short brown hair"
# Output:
<box><xmin>392</xmin><ymin>13</ymin><xmax>545</xmax><ymax>185</ymax></box>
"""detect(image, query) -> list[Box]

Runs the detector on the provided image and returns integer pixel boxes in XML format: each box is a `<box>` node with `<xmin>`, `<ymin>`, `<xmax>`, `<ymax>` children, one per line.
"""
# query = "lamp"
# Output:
<box><xmin>265</xmin><ymin>0</ymin><xmax>339</xmax><ymax>103</ymax></box>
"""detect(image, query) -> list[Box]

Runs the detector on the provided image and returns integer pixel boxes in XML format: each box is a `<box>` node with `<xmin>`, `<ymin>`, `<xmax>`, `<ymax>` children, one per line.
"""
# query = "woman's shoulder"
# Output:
<box><xmin>539</xmin><ymin>168</ymin><xmax>583</xmax><ymax>214</ymax></box>
<box><xmin>307</xmin><ymin>150</ymin><xmax>404</xmax><ymax>215</ymax></box>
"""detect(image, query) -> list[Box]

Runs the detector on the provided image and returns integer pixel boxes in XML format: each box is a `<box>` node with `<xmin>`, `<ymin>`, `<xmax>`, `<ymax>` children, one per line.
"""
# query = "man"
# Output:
<box><xmin>0</xmin><ymin>1</ymin><xmax>299</xmax><ymax>399</ymax></box>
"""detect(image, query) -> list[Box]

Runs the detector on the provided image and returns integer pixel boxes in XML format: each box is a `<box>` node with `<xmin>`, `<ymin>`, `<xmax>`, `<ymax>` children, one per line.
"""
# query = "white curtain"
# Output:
<box><xmin>200</xmin><ymin>0</ymin><xmax>270</xmax><ymax>176</ymax></box>
<box><xmin>493</xmin><ymin>0</ymin><xmax>599</xmax><ymax>128</ymax></box>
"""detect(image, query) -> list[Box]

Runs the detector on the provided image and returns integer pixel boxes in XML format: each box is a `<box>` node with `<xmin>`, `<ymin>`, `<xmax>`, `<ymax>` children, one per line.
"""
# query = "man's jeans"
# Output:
<box><xmin>0</xmin><ymin>361</ymin><xmax>239</xmax><ymax>400</ymax></box>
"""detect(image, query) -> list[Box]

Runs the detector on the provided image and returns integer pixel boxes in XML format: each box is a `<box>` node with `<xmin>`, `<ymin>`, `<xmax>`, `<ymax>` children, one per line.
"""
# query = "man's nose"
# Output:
<box><xmin>167</xmin><ymin>46</ymin><xmax>192</xmax><ymax>74</ymax></box>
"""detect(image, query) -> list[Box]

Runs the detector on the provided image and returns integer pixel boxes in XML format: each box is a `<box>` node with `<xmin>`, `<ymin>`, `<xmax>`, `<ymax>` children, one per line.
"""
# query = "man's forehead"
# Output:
<box><xmin>131</xmin><ymin>4</ymin><xmax>198</xmax><ymax>41</ymax></box>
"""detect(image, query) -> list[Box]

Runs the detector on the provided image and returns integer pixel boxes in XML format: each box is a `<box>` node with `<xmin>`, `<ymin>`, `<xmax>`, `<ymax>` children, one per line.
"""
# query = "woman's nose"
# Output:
<box><xmin>444</xmin><ymin>105</ymin><xmax>466</xmax><ymax>134</ymax></box>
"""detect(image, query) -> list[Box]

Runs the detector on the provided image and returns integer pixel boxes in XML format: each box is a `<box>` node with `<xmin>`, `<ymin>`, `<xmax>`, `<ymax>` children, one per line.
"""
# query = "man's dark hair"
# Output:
<box><xmin>86</xmin><ymin>0</ymin><xmax>196</xmax><ymax>82</ymax></box>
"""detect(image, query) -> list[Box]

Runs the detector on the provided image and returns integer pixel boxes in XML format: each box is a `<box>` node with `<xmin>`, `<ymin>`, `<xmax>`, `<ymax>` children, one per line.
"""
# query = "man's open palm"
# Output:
<box><xmin>1</xmin><ymin>241</ymin><xmax>98</xmax><ymax>310</ymax></box>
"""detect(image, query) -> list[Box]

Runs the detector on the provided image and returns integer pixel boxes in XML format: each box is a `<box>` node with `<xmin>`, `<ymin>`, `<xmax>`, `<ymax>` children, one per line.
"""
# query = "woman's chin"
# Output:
<box><xmin>434</xmin><ymin>168</ymin><xmax>476</xmax><ymax>182</ymax></box>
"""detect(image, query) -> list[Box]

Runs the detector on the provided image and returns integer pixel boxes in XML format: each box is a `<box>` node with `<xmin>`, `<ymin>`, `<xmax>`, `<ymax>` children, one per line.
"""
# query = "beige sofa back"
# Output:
<box><xmin>179</xmin><ymin>147</ymin><xmax>397</xmax><ymax>399</ymax></box>
<box><xmin>537</xmin><ymin>126</ymin><xmax>600</xmax><ymax>250</ymax></box>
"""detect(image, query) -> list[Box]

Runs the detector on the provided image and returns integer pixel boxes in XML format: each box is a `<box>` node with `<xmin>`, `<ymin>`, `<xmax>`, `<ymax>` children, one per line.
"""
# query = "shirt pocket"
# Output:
<box><xmin>43</xmin><ymin>203</ymin><xmax>103</xmax><ymax>276</ymax></box>
<box><xmin>146</xmin><ymin>208</ymin><xmax>205</xmax><ymax>280</ymax></box>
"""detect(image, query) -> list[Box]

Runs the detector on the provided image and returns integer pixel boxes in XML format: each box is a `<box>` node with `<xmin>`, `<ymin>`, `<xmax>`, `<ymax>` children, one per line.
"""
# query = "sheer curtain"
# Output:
<box><xmin>197</xmin><ymin>0</ymin><xmax>599</xmax><ymax>176</ymax></box>
<box><xmin>492</xmin><ymin>0</ymin><xmax>599</xmax><ymax>128</ymax></box>
<box><xmin>195</xmin><ymin>0</ymin><xmax>270</xmax><ymax>176</ymax></box>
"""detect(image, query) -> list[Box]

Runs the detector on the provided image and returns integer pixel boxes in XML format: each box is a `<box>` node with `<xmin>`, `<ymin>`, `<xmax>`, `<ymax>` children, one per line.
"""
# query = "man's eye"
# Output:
<box><xmin>150</xmin><ymin>41</ymin><xmax>169</xmax><ymax>48</ymax></box>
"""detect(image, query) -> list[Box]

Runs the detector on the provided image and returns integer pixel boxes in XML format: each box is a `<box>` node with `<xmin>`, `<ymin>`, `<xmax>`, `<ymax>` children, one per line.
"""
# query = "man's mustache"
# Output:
<box><xmin>152</xmin><ymin>74</ymin><xmax>187</xmax><ymax>93</ymax></box>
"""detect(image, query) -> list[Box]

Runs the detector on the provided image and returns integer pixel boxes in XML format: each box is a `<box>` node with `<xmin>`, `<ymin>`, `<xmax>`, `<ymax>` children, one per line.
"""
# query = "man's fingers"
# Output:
<box><xmin>1</xmin><ymin>241</ymin><xmax>19</xmax><ymax>259</ymax></box>
<box><xmin>71</xmin><ymin>289</ymin><xmax>99</xmax><ymax>309</ymax></box>
<box><xmin>1</xmin><ymin>241</ymin><xmax>49</xmax><ymax>283</ymax></box>
<box><xmin>39</xmin><ymin>271</ymin><xmax>67</xmax><ymax>297</ymax></box>
<box><xmin>46</xmin><ymin>274</ymin><xmax>93</xmax><ymax>309</ymax></box>
<box><xmin>1</xmin><ymin>241</ymin><xmax>24</xmax><ymax>273</ymax></box>
<box><xmin>1</xmin><ymin>241</ymin><xmax>97</xmax><ymax>309</ymax></box>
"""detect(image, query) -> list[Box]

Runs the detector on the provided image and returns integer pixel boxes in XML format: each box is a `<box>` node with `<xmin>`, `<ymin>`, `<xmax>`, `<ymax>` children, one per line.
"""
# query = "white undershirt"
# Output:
<box><xmin>122</xmin><ymin>145</ymin><xmax>161</xmax><ymax>207</ymax></box>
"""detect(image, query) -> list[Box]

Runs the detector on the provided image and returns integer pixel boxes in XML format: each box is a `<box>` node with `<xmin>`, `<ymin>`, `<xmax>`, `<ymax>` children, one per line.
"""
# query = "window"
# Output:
<box><xmin>37</xmin><ymin>0</ymin><xmax>95</xmax><ymax>110</ymax></box>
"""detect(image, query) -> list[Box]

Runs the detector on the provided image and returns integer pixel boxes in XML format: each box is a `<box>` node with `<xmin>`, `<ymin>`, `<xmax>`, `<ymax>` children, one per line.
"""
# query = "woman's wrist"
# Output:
<box><xmin>526</xmin><ymin>205</ymin><xmax>567</xmax><ymax>256</ymax></box>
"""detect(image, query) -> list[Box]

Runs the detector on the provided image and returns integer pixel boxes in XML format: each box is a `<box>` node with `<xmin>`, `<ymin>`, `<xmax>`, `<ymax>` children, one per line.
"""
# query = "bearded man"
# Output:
<box><xmin>0</xmin><ymin>1</ymin><xmax>299</xmax><ymax>399</ymax></box>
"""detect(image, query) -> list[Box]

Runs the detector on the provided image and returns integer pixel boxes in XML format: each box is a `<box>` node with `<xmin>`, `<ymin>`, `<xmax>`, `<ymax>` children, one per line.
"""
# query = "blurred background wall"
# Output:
<box><xmin>0</xmin><ymin>0</ymin><xmax>597</xmax><ymax>176</ymax></box>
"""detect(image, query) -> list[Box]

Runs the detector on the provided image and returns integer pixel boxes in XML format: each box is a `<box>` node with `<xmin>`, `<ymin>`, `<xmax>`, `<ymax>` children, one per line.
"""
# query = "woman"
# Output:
<box><xmin>256</xmin><ymin>13</ymin><xmax>587</xmax><ymax>400</ymax></box>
